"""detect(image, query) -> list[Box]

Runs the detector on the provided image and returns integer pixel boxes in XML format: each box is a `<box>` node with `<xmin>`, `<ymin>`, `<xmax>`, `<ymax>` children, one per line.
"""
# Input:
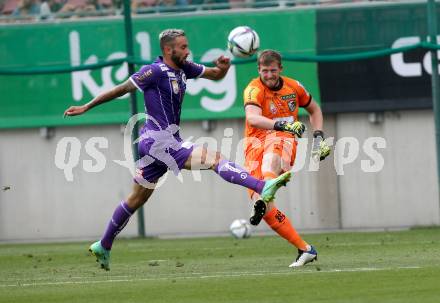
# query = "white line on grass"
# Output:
<box><xmin>122</xmin><ymin>240</ymin><xmax>438</xmax><ymax>253</ymax></box>
<box><xmin>0</xmin><ymin>266</ymin><xmax>421</xmax><ymax>288</ymax></box>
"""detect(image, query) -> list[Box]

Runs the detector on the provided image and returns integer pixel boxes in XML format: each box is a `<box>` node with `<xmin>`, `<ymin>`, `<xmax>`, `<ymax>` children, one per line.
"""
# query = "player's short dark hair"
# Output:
<box><xmin>159</xmin><ymin>29</ymin><xmax>186</xmax><ymax>51</ymax></box>
<box><xmin>258</xmin><ymin>50</ymin><xmax>282</xmax><ymax>67</ymax></box>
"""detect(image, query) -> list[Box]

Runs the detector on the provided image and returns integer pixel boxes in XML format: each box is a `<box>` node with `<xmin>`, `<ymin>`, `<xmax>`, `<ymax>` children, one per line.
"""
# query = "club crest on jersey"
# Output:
<box><xmin>172</xmin><ymin>80</ymin><xmax>179</xmax><ymax>94</ymax></box>
<box><xmin>270</xmin><ymin>101</ymin><xmax>277</xmax><ymax>114</ymax></box>
<box><xmin>288</xmin><ymin>100</ymin><xmax>296</xmax><ymax>112</ymax></box>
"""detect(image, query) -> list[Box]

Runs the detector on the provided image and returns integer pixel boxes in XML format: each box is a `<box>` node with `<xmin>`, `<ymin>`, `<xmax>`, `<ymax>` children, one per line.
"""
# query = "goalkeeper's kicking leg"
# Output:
<box><xmin>249</xmin><ymin>151</ymin><xmax>318</xmax><ymax>267</ymax></box>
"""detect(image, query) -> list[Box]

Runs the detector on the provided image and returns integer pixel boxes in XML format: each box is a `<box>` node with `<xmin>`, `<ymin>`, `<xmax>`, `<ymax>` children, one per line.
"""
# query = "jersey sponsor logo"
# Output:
<box><xmin>281</xmin><ymin>93</ymin><xmax>296</xmax><ymax>101</ymax></box>
<box><xmin>172</xmin><ymin>80</ymin><xmax>179</xmax><ymax>94</ymax></box>
<box><xmin>167</xmin><ymin>71</ymin><xmax>176</xmax><ymax>78</ymax></box>
<box><xmin>136</xmin><ymin>69</ymin><xmax>153</xmax><ymax>81</ymax></box>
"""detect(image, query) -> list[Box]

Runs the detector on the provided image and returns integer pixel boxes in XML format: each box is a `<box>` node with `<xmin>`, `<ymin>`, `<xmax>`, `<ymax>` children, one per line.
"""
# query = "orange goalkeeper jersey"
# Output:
<box><xmin>243</xmin><ymin>76</ymin><xmax>312</xmax><ymax>142</ymax></box>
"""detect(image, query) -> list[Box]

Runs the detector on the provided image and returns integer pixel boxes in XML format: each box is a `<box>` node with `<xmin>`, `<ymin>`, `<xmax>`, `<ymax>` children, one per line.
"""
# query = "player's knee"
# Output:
<box><xmin>127</xmin><ymin>187</ymin><xmax>153</xmax><ymax>209</ymax></box>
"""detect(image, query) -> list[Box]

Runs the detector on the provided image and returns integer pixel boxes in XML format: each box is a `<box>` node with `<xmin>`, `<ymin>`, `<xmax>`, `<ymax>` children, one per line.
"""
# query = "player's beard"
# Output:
<box><xmin>262</xmin><ymin>77</ymin><xmax>280</xmax><ymax>89</ymax></box>
<box><xmin>171</xmin><ymin>50</ymin><xmax>185</xmax><ymax>68</ymax></box>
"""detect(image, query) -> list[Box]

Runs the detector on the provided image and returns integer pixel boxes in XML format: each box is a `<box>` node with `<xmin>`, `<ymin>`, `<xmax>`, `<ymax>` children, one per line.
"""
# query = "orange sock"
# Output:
<box><xmin>263</xmin><ymin>207</ymin><xmax>308</xmax><ymax>251</ymax></box>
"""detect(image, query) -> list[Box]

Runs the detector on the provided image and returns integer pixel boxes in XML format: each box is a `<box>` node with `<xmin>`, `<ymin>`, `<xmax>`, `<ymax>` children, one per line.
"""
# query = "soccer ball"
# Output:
<box><xmin>229</xmin><ymin>219</ymin><xmax>252</xmax><ymax>239</ymax></box>
<box><xmin>227</xmin><ymin>26</ymin><xmax>260</xmax><ymax>58</ymax></box>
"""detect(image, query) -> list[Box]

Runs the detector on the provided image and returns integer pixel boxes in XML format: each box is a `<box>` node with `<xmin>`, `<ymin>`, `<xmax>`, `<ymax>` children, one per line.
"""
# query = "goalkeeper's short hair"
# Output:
<box><xmin>258</xmin><ymin>50</ymin><xmax>282</xmax><ymax>67</ymax></box>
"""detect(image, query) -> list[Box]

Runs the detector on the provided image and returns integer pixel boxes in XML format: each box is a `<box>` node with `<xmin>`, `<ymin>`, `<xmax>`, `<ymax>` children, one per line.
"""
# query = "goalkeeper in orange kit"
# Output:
<box><xmin>243</xmin><ymin>50</ymin><xmax>330</xmax><ymax>267</ymax></box>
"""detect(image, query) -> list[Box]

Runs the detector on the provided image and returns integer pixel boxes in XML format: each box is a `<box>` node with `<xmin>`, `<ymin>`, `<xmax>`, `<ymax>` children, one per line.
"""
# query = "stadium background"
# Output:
<box><xmin>0</xmin><ymin>1</ymin><xmax>439</xmax><ymax>242</ymax></box>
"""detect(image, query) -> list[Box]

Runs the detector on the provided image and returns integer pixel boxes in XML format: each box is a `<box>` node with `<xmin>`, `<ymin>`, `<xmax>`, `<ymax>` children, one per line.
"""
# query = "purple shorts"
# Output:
<box><xmin>134</xmin><ymin>136</ymin><xmax>194</xmax><ymax>184</ymax></box>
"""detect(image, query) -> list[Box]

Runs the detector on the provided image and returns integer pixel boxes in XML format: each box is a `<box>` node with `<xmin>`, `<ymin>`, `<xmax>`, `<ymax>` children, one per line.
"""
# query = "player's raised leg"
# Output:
<box><xmin>184</xmin><ymin>146</ymin><xmax>290</xmax><ymax>202</ymax></box>
<box><xmin>89</xmin><ymin>183</ymin><xmax>155</xmax><ymax>270</ymax></box>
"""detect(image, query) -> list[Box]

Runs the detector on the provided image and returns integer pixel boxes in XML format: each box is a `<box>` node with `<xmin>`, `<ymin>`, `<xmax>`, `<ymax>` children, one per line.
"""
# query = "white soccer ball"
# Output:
<box><xmin>227</xmin><ymin>26</ymin><xmax>260</xmax><ymax>58</ymax></box>
<box><xmin>229</xmin><ymin>219</ymin><xmax>252</xmax><ymax>239</ymax></box>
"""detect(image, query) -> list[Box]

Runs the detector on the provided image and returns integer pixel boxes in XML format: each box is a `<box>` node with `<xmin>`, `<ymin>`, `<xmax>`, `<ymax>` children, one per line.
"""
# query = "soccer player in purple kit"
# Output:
<box><xmin>64</xmin><ymin>29</ymin><xmax>291</xmax><ymax>271</ymax></box>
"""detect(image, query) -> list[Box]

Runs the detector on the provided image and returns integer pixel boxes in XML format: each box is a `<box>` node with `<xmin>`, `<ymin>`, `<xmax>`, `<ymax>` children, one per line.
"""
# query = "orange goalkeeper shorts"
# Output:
<box><xmin>244</xmin><ymin>135</ymin><xmax>297</xmax><ymax>198</ymax></box>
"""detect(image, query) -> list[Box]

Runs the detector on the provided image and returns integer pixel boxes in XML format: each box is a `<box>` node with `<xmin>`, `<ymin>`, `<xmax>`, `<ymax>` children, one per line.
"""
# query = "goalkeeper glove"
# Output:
<box><xmin>273</xmin><ymin>121</ymin><xmax>306</xmax><ymax>138</ymax></box>
<box><xmin>311</xmin><ymin>130</ymin><xmax>330</xmax><ymax>161</ymax></box>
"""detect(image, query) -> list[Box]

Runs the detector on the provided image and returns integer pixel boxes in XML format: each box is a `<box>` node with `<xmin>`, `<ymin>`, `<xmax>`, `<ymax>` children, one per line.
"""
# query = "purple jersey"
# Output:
<box><xmin>129</xmin><ymin>56</ymin><xmax>205</xmax><ymax>137</ymax></box>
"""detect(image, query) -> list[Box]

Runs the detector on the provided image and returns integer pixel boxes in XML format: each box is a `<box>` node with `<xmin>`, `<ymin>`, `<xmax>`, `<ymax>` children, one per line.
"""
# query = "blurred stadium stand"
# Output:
<box><xmin>0</xmin><ymin>0</ymin><xmax>396</xmax><ymax>22</ymax></box>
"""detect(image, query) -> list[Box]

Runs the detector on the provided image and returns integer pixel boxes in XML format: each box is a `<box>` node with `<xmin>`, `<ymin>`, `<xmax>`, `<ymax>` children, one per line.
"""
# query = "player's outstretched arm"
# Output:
<box><xmin>304</xmin><ymin>98</ymin><xmax>330</xmax><ymax>161</ymax></box>
<box><xmin>64</xmin><ymin>79</ymin><xmax>137</xmax><ymax>117</ymax></box>
<box><xmin>201</xmin><ymin>55</ymin><xmax>231</xmax><ymax>80</ymax></box>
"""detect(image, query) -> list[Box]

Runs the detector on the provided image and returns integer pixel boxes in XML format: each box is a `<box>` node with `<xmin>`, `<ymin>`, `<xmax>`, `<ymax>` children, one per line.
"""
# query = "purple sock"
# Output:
<box><xmin>214</xmin><ymin>159</ymin><xmax>265</xmax><ymax>193</ymax></box>
<box><xmin>100</xmin><ymin>201</ymin><xmax>134</xmax><ymax>250</ymax></box>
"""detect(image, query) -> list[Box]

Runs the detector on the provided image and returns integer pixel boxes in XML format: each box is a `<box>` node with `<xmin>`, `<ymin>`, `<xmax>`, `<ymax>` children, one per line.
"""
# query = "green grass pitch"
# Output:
<box><xmin>0</xmin><ymin>228</ymin><xmax>439</xmax><ymax>303</ymax></box>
